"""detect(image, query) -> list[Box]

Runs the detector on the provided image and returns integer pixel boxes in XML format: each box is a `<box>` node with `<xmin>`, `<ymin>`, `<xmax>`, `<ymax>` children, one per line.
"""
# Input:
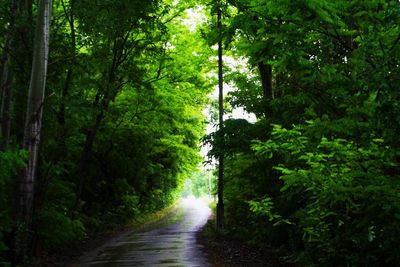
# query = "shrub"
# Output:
<box><xmin>0</xmin><ymin>150</ymin><xmax>27</xmax><ymax>265</ymax></box>
<box><xmin>34</xmin><ymin>179</ymin><xmax>86</xmax><ymax>252</ymax></box>
<box><xmin>252</xmin><ymin>124</ymin><xmax>400</xmax><ymax>265</ymax></box>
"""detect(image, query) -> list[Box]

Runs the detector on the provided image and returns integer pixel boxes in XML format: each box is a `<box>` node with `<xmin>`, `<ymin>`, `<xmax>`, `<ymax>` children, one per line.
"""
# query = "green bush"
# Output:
<box><xmin>34</xmin><ymin>179</ymin><xmax>86</xmax><ymax>252</ymax></box>
<box><xmin>0</xmin><ymin>150</ymin><xmax>27</xmax><ymax>264</ymax></box>
<box><xmin>35</xmin><ymin>208</ymin><xmax>85</xmax><ymax>252</ymax></box>
<box><xmin>252</xmin><ymin>124</ymin><xmax>400</xmax><ymax>266</ymax></box>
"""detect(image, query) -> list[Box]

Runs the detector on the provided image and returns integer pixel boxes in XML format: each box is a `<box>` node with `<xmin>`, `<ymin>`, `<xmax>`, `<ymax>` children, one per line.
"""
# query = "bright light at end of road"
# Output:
<box><xmin>181</xmin><ymin>195</ymin><xmax>212</xmax><ymax>228</ymax></box>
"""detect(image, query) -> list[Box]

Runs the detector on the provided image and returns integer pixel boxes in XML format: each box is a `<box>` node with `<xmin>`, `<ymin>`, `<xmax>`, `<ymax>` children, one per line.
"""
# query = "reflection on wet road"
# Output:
<box><xmin>75</xmin><ymin>197</ymin><xmax>211</xmax><ymax>267</ymax></box>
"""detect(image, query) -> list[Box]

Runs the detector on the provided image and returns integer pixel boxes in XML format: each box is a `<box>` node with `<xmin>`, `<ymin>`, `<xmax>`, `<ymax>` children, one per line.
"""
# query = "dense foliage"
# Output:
<box><xmin>0</xmin><ymin>0</ymin><xmax>212</xmax><ymax>264</ymax></box>
<box><xmin>204</xmin><ymin>0</ymin><xmax>400</xmax><ymax>265</ymax></box>
<box><xmin>1</xmin><ymin>0</ymin><xmax>400</xmax><ymax>266</ymax></box>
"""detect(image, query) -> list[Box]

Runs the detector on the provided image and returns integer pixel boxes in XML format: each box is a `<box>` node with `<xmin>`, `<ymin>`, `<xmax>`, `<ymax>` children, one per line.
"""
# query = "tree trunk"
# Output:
<box><xmin>258</xmin><ymin>62</ymin><xmax>273</xmax><ymax>117</ymax></box>
<box><xmin>76</xmin><ymin>107</ymin><xmax>105</xmax><ymax>200</ymax></box>
<box><xmin>0</xmin><ymin>41</ymin><xmax>13</xmax><ymax>150</ymax></box>
<box><xmin>15</xmin><ymin>0</ymin><xmax>52</xmax><ymax>262</ymax></box>
<box><xmin>56</xmin><ymin>0</ymin><xmax>76</xmax><ymax>159</ymax></box>
<box><xmin>14</xmin><ymin>0</ymin><xmax>34</xmax><ymax>145</ymax></box>
<box><xmin>74</xmin><ymin>36</ymin><xmax>126</xmax><ymax>205</ymax></box>
<box><xmin>216</xmin><ymin>7</ymin><xmax>225</xmax><ymax>232</ymax></box>
<box><xmin>0</xmin><ymin>0</ymin><xmax>17</xmax><ymax>150</ymax></box>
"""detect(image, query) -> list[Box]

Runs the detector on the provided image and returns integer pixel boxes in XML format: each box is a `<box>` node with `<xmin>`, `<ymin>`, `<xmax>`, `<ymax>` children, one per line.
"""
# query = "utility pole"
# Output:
<box><xmin>216</xmin><ymin>7</ymin><xmax>224</xmax><ymax>232</ymax></box>
<box><xmin>208</xmin><ymin>170</ymin><xmax>212</xmax><ymax>199</ymax></box>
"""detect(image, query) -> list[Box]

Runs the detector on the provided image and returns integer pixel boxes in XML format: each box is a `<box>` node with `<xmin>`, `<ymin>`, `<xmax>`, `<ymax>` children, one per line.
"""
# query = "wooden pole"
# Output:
<box><xmin>216</xmin><ymin>7</ymin><xmax>225</xmax><ymax>231</ymax></box>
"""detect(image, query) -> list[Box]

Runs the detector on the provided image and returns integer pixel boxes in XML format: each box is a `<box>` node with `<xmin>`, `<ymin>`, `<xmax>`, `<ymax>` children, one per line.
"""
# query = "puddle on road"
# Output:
<box><xmin>73</xmin><ymin>197</ymin><xmax>211</xmax><ymax>267</ymax></box>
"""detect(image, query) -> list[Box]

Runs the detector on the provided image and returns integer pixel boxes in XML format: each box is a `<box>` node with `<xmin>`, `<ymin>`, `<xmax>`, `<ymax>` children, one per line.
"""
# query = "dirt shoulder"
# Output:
<box><xmin>196</xmin><ymin>220</ymin><xmax>294</xmax><ymax>267</ymax></box>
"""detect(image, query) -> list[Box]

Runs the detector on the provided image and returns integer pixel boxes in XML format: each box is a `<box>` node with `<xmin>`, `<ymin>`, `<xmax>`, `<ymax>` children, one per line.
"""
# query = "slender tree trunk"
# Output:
<box><xmin>0</xmin><ymin>0</ymin><xmax>17</xmax><ymax>151</ymax></box>
<box><xmin>208</xmin><ymin>171</ymin><xmax>212</xmax><ymax>198</ymax></box>
<box><xmin>76</xmin><ymin>107</ymin><xmax>105</xmax><ymax>199</ymax></box>
<box><xmin>14</xmin><ymin>0</ymin><xmax>34</xmax><ymax>144</ymax></box>
<box><xmin>74</xmin><ymin>37</ymin><xmax>125</xmax><ymax>204</ymax></box>
<box><xmin>216</xmin><ymin>7</ymin><xmax>225</xmax><ymax>232</ymax></box>
<box><xmin>0</xmin><ymin>42</ymin><xmax>13</xmax><ymax>150</ymax></box>
<box><xmin>258</xmin><ymin>62</ymin><xmax>273</xmax><ymax>117</ymax></box>
<box><xmin>15</xmin><ymin>0</ymin><xmax>52</xmax><ymax>262</ymax></box>
<box><xmin>56</xmin><ymin>0</ymin><xmax>76</xmax><ymax>159</ymax></box>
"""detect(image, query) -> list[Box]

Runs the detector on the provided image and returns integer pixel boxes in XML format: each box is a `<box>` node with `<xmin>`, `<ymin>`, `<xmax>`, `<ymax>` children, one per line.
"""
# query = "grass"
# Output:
<box><xmin>127</xmin><ymin>200</ymin><xmax>184</xmax><ymax>232</ymax></box>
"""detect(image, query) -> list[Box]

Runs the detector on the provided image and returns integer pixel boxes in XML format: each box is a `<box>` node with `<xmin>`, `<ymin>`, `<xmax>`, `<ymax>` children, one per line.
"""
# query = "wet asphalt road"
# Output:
<box><xmin>75</xmin><ymin>197</ymin><xmax>211</xmax><ymax>267</ymax></box>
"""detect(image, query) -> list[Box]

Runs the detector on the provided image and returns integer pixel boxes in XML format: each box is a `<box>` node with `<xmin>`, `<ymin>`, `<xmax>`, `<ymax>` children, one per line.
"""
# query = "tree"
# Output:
<box><xmin>0</xmin><ymin>0</ymin><xmax>14</xmax><ymax>151</ymax></box>
<box><xmin>15</xmin><ymin>0</ymin><xmax>52</xmax><ymax>261</ymax></box>
<box><xmin>216</xmin><ymin>6</ymin><xmax>225</xmax><ymax>231</ymax></box>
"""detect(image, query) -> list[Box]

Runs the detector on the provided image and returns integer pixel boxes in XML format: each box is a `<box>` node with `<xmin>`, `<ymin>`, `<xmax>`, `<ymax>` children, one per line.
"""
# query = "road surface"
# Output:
<box><xmin>74</xmin><ymin>197</ymin><xmax>211</xmax><ymax>267</ymax></box>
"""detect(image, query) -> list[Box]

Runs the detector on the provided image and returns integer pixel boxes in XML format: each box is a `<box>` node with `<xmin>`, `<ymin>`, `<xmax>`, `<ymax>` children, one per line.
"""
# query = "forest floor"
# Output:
<box><xmin>44</xmin><ymin>228</ymin><xmax>124</xmax><ymax>266</ymax></box>
<box><xmin>197</xmin><ymin>219</ymin><xmax>294</xmax><ymax>267</ymax></box>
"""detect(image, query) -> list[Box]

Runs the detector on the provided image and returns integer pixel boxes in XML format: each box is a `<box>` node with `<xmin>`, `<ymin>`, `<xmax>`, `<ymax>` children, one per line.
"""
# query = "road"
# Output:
<box><xmin>74</xmin><ymin>197</ymin><xmax>211</xmax><ymax>267</ymax></box>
